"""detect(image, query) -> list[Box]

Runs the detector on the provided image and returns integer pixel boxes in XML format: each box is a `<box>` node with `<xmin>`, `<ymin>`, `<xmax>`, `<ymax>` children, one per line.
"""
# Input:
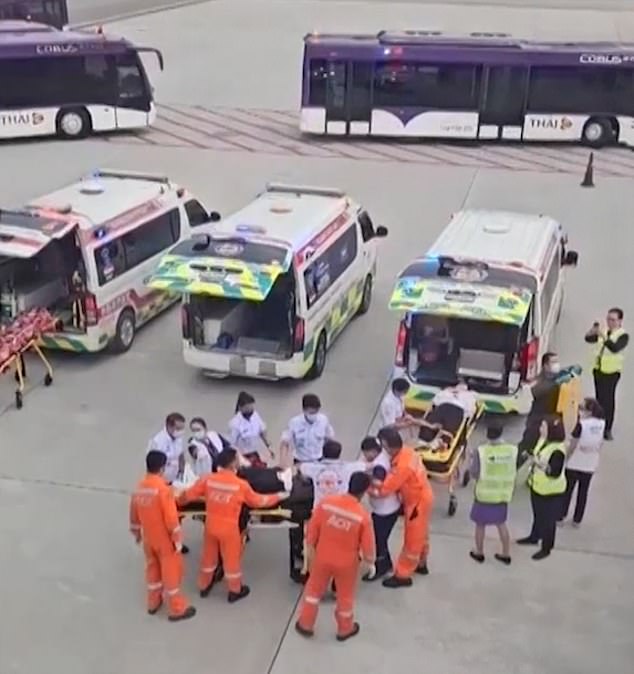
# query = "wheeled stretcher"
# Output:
<box><xmin>413</xmin><ymin>401</ymin><xmax>484</xmax><ymax>516</ymax></box>
<box><xmin>177</xmin><ymin>471</ymin><xmax>314</xmax><ymax>579</ymax></box>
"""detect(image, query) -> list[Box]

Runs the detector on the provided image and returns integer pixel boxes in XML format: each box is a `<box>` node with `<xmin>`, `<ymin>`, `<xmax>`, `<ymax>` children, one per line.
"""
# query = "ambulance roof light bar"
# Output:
<box><xmin>265</xmin><ymin>183</ymin><xmax>346</xmax><ymax>199</ymax></box>
<box><xmin>86</xmin><ymin>169</ymin><xmax>172</xmax><ymax>185</ymax></box>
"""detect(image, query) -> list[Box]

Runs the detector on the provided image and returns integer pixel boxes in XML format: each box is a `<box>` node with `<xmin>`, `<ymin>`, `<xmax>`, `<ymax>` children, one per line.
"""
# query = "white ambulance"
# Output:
<box><xmin>147</xmin><ymin>183</ymin><xmax>388</xmax><ymax>379</ymax></box>
<box><xmin>0</xmin><ymin>169</ymin><xmax>218</xmax><ymax>353</ymax></box>
<box><xmin>389</xmin><ymin>210</ymin><xmax>579</xmax><ymax>414</ymax></box>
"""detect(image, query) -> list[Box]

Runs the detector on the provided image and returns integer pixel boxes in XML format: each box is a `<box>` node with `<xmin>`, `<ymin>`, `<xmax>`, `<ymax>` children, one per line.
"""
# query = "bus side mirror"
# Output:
<box><xmin>208</xmin><ymin>211</ymin><xmax>221</xmax><ymax>223</ymax></box>
<box><xmin>564</xmin><ymin>250</ymin><xmax>578</xmax><ymax>266</ymax></box>
<box><xmin>375</xmin><ymin>225</ymin><xmax>388</xmax><ymax>238</ymax></box>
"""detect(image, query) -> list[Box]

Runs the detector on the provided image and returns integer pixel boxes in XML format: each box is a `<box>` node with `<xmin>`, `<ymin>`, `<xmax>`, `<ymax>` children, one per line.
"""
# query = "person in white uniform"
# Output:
<box><xmin>228</xmin><ymin>391</ymin><xmax>273</xmax><ymax>467</ymax></box>
<box><xmin>359</xmin><ymin>436</ymin><xmax>402</xmax><ymax>580</ymax></box>
<box><xmin>559</xmin><ymin>398</ymin><xmax>606</xmax><ymax>527</ymax></box>
<box><xmin>379</xmin><ymin>378</ymin><xmax>417</xmax><ymax>429</ymax></box>
<box><xmin>283</xmin><ymin>393</ymin><xmax>335</xmax><ymax>464</ymax></box>
<box><xmin>187</xmin><ymin>417</ymin><xmax>232</xmax><ymax>476</ymax></box>
<box><xmin>147</xmin><ymin>411</ymin><xmax>189</xmax><ymax>554</ymax></box>
<box><xmin>147</xmin><ymin>412</ymin><xmax>187</xmax><ymax>484</ymax></box>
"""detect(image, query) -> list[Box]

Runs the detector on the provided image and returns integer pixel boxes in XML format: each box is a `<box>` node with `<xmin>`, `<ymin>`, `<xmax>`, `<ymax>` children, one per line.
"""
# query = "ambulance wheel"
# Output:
<box><xmin>15</xmin><ymin>391</ymin><xmax>23</xmax><ymax>410</ymax></box>
<box><xmin>112</xmin><ymin>309</ymin><xmax>136</xmax><ymax>353</ymax></box>
<box><xmin>306</xmin><ymin>331</ymin><xmax>327</xmax><ymax>380</ymax></box>
<box><xmin>357</xmin><ymin>275</ymin><xmax>373</xmax><ymax>316</ymax></box>
<box><xmin>448</xmin><ymin>496</ymin><xmax>457</xmax><ymax>517</ymax></box>
<box><xmin>56</xmin><ymin>107</ymin><xmax>92</xmax><ymax>140</ymax></box>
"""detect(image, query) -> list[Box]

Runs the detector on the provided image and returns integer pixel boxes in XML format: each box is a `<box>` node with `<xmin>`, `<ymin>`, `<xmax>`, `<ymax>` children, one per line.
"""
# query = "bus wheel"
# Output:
<box><xmin>306</xmin><ymin>331</ymin><xmax>327</xmax><ymax>380</ymax></box>
<box><xmin>112</xmin><ymin>309</ymin><xmax>136</xmax><ymax>353</ymax></box>
<box><xmin>582</xmin><ymin>118</ymin><xmax>614</xmax><ymax>148</ymax></box>
<box><xmin>356</xmin><ymin>275</ymin><xmax>373</xmax><ymax>316</ymax></box>
<box><xmin>56</xmin><ymin>107</ymin><xmax>91</xmax><ymax>139</ymax></box>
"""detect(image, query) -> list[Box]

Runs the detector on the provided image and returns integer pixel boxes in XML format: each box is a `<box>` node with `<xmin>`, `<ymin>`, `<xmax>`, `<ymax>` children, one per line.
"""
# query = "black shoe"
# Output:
<box><xmin>330</xmin><ymin>580</ymin><xmax>337</xmax><ymax>594</ymax></box>
<box><xmin>147</xmin><ymin>599</ymin><xmax>163</xmax><ymax>615</ymax></box>
<box><xmin>469</xmin><ymin>551</ymin><xmax>485</xmax><ymax>563</ymax></box>
<box><xmin>604</xmin><ymin>430</ymin><xmax>614</xmax><ymax>441</ymax></box>
<box><xmin>228</xmin><ymin>585</ymin><xmax>250</xmax><ymax>603</ymax></box>
<box><xmin>168</xmin><ymin>606</ymin><xmax>196</xmax><ymax>622</ymax></box>
<box><xmin>531</xmin><ymin>549</ymin><xmax>551</xmax><ymax>561</ymax></box>
<box><xmin>516</xmin><ymin>536</ymin><xmax>539</xmax><ymax>546</ymax></box>
<box><xmin>181</xmin><ymin>544</ymin><xmax>190</xmax><ymax>555</ymax></box>
<box><xmin>382</xmin><ymin>575</ymin><xmax>413</xmax><ymax>588</ymax></box>
<box><xmin>494</xmin><ymin>554</ymin><xmax>512</xmax><ymax>565</ymax></box>
<box><xmin>336</xmin><ymin>622</ymin><xmax>360</xmax><ymax>642</ymax></box>
<box><xmin>294</xmin><ymin>621</ymin><xmax>314</xmax><ymax>638</ymax></box>
<box><xmin>290</xmin><ymin>569</ymin><xmax>308</xmax><ymax>584</ymax></box>
<box><xmin>200</xmin><ymin>580</ymin><xmax>214</xmax><ymax>598</ymax></box>
<box><xmin>415</xmin><ymin>562</ymin><xmax>429</xmax><ymax>575</ymax></box>
<box><xmin>363</xmin><ymin>564</ymin><xmax>391</xmax><ymax>582</ymax></box>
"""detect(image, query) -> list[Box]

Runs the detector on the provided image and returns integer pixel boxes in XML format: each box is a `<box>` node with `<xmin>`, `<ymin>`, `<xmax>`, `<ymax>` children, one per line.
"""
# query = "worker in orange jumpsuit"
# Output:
<box><xmin>373</xmin><ymin>426</ymin><xmax>434</xmax><ymax>588</ymax></box>
<box><xmin>295</xmin><ymin>471</ymin><xmax>376</xmax><ymax>641</ymax></box>
<box><xmin>177</xmin><ymin>448</ymin><xmax>289</xmax><ymax>603</ymax></box>
<box><xmin>129</xmin><ymin>450</ymin><xmax>196</xmax><ymax>621</ymax></box>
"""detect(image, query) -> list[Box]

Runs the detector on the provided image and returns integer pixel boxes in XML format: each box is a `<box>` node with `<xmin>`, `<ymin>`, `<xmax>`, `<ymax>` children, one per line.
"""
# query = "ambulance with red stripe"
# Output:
<box><xmin>147</xmin><ymin>183</ymin><xmax>387</xmax><ymax>379</ymax></box>
<box><xmin>0</xmin><ymin>169</ymin><xmax>218</xmax><ymax>353</ymax></box>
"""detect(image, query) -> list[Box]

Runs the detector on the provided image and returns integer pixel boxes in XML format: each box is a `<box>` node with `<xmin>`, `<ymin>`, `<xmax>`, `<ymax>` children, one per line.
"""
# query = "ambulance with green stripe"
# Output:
<box><xmin>390</xmin><ymin>210</ymin><xmax>578</xmax><ymax>415</ymax></box>
<box><xmin>147</xmin><ymin>183</ymin><xmax>388</xmax><ymax>379</ymax></box>
<box><xmin>0</xmin><ymin>169</ymin><xmax>217</xmax><ymax>353</ymax></box>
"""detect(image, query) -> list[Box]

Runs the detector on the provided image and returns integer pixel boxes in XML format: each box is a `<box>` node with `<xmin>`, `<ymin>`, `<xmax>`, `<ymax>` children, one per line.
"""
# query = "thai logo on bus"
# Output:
<box><xmin>36</xmin><ymin>43</ymin><xmax>79</xmax><ymax>55</ymax></box>
<box><xmin>579</xmin><ymin>54</ymin><xmax>632</xmax><ymax>65</ymax></box>
<box><xmin>529</xmin><ymin>116</ymin><xmax>572</xmax><ymax>130</ymax></box>
<box><xmin>0</xmin><ymin>112</ymin><xmax>45</xmax><ymax>127</ymax></box>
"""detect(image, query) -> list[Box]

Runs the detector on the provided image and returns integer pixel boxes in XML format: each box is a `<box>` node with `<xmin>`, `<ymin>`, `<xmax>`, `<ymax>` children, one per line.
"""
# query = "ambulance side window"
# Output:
<box><xmin>184</xmin><ymin>199</ymin><xmax>208</xmax><ymax>227</ymax></box>
<box><xmin>540</xmin><ymin>254</ymin><xmax>560</xmax><ymax>323</ymax></box>
<box><xmin>94</xmin><ymin>239</ymin><xmax>126</xmax><ymax>286</ymax></box>
<box><xmin>303</xmin><ymin>225</ymin><xmax>358</xmax><ymax>309</ymax></box>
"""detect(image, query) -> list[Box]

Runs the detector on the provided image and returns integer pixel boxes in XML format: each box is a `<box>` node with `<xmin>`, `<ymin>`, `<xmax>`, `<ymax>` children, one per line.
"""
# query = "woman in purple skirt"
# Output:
<box><xmin>468</xmin><ymin>421</ymin><xmax>519</xmax><ymax>565</ymax></box>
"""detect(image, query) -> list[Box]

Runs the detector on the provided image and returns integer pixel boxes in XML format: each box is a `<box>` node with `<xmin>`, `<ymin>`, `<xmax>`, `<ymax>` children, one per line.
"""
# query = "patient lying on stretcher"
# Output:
<box><xmin>417</xmin><ymin>382</ymin><xmax>477</xmax><ymax>453</ymax></box>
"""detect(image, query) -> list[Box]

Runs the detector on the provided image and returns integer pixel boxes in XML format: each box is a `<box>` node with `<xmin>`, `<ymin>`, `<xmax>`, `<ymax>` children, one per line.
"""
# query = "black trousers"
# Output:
<box><xmin>529</xmin><ymin>491</ymin><xmax>562</xmax><ymax>553</ymax></box>
<box><xmin>560</xmin><ymin>469</ymin><xmax>593</xmax><ymax>524</ymax></box>
<box><xmin>372</xmin><ymin>511</ymin><xmax>399</xmax><ymax>574</ymax></box>
<box><xmin>517</xmin><ymin>416</ymin><xmax>542</xmax><ymax>465</ymax></box>
<box><xmin>289</xmin><ymin>524</ymin><xmax>305</xmax><ymax>576</ymax></box>
<box><xmin>593</xmin><ymin>370</ymin><xmax>621</xmax><ymax>432</ymax></box>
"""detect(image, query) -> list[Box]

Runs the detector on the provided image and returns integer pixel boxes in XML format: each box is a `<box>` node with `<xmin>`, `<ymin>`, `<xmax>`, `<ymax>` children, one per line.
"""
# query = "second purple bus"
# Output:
<box><xmin>301</xmin><ymin>30</ymin><xmax>634</xmax><ymax>148</ymax></box>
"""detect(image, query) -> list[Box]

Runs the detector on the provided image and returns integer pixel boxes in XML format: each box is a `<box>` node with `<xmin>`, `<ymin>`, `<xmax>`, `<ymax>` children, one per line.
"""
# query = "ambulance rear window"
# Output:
<box><xmin>171</xmin><ymin>237</ymin><xmax>288</xmax><ymax>266</ymax></box>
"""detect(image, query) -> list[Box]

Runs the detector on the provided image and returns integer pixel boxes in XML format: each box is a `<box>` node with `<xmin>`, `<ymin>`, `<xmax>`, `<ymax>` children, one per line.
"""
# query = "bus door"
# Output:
<box><xmin>478</xmin><ymin>66</ymin><xmax>528</xmax><ymax>140</ymax></box>
<box><xmin>325</xmin><ymin>61</ymin><xmax>373</xmax><ymax>135</ymax></box>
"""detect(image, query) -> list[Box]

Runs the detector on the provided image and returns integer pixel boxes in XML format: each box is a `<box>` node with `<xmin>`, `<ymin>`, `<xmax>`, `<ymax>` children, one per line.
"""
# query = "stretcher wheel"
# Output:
<box><xmin>462</xmin><ymin>470</ymin><xmax>471</xmax><ymax>487</ymax></box>
<box><xmin>44</xmin><ymin>374</ymin><xmax>53</xmax><ymax>387</ymax></box>
<box><xmin>448</xmin><ymin>495</ymin><xmax>457</xmax><ymax>517</ymax></box>
<box><xmin>15</xmin><ymin>391</ymin><xmax>23</xmax><ymax>410</ymax></box>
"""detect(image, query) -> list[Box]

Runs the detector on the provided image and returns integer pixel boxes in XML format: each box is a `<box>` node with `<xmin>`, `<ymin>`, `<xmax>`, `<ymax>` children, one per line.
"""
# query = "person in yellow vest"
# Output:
<box><xmin>585</xmin><ymin>308</ymin><xmax>628</xmax><ymax>441</ymax></box>
<box><xmin>517</xmin><ymin>416</ymin><xmax>567</xmax><ymax>560</ymax></box>
<box><xmin>469</xmin><ymin>421</ymin><xmax>518</xmax><ymax>565</ymax></box>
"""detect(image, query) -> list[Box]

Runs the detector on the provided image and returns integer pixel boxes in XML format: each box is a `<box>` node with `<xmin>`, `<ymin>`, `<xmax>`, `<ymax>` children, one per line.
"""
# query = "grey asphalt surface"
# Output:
<box><xmin>1</xmin><ymin>2</ymin><xmax>634</xmax><ymax>674</ymax></box>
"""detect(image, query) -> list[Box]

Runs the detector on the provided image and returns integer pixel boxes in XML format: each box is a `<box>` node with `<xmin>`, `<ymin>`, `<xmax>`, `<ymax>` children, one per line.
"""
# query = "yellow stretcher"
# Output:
<box><xmin>413</xmin><ymin>402</ymin><xmax>485</xmax><ymax>517</ymax></box>
<box><xmin>177</xmin><ymin>503</ymin><xmax>310</xmax><ymax>576</ymax></box>
<box><xmin>0</xmin><ymin>340</ymin><xmax>54</xmax><ymax>410</ymax></box>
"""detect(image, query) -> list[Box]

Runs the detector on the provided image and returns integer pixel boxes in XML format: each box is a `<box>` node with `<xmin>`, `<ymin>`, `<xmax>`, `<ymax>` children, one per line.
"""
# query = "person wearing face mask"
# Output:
<box><xmin>147</xmin><ymin>412</ymin><xmax>190</xmax><ymax>554</ymax></box>
<box><xmin>177</xmin><ymin>448</ymin><xmax>289</xmax><ymax>602</ymax></box>
<box><xmin>228</xmin><ymin>392</ymin><xmax>273</xmax><ymax>467</ymax></box>
<box><xmin>379</xmin><ymin>378</ymin><xmax>416</xmax><ymax>430</ymax></box>
<box><xmin>283</xmin><ymin>393</ymin><xmax>335</xmax><ymax>464</ymax></box>
<box><xmin>188</xmin><ymin>417</ymin><xmax>232</xmax><ymax>476</ymax></box>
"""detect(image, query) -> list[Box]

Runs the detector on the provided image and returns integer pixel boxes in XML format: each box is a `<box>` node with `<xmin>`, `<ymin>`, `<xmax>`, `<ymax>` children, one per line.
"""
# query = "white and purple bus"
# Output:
<box><xmin>0</xmin><ymin>21</ymin><xmax>163</xmax><ymax>140</ymax></box>
<box><xmin>0</xmin><ymin>0</ymin><xmax>68</xmax><ymax>28</ymax></box>
<box><xmin>300</xmin><ymin>31</ymin><xmax>634</xmax><ymax>148</ymax></box>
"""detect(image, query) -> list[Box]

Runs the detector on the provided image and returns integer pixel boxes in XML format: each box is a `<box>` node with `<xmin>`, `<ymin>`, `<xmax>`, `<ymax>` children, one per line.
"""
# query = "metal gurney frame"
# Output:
<box><xmin>412</xmin><ymin>401</ymin><xmax>484</xmax><ymax>517</ymax></box>
<box><xmin>177</xmin><ymin>503</ymin><xmax>310</xmax><ymax>577</ymax></box>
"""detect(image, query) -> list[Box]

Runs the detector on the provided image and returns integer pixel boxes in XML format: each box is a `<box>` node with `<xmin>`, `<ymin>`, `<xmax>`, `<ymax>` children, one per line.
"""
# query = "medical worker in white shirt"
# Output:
<box><xmin>559</xmin><ymin>398</ymin><xmax>606</xmax><ymax>527</ymax></box>
<box><xmin>283</xmin><ymin>393</ymin><xmax>335</xmax><ymax>464</ymax></box>
<box><xmin>228</xmin><ymin>391</ymin><xmax>273</xmax><ymax>467</ymax></box>
<box><xmin>147</xmin><ymin>412</ymin><xmax>187</xmax><ymax>484</ymax></box>
<box><xmin>379</xmin><ymin>378</ymin><xmax>417</xmax><ymax>429</ymax></box>
<box><xmin>359</xmin><ymin>436</ymin><xmax>402</xmax><ymax>580</ymax></box>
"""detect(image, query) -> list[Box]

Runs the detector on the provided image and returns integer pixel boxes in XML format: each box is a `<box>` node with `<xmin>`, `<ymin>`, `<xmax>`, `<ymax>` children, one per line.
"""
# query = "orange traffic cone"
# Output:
<box><xmin>581</xmin><ymin>152</ymin><xmax>594</xmax><ymax>187</ymax></box>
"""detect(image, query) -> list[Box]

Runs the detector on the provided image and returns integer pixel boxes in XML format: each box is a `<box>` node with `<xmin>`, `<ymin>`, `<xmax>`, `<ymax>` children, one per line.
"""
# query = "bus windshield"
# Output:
<box><xmin>0</xmin><ymin>0</ymin><xmax>68</xmax><ymax>28</ymax></box>
<box><xmin>300</xmin><ymin>31</ymin><xmax>634</xmax><ymax>148</ymax></box>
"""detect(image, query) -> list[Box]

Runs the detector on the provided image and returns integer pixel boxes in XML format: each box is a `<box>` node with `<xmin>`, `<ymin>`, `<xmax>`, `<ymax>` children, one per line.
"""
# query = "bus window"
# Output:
<box><xmin>115</xmin><ymin>53</ymin><xmax>146</xmax><ymax>102</ymax></box>
<box><xmin>308</xmin><ymin>59</ymin><xmax>328</xmax><ymax>107</ymax></box>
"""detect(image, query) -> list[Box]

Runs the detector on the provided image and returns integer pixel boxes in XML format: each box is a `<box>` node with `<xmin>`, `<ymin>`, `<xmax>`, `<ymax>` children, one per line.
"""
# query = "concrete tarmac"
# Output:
<box><xmin>1</xmin><ymin>2</ymin><xmax>634</xmax><ymax>674</ymax></box>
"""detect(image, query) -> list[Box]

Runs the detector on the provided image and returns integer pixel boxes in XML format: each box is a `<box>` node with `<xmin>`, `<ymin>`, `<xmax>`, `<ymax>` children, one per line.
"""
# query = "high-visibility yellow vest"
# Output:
<box><xmin>528</xmin><ymin>441</ymin><xmax>567</xmax><ymax>496</ymax></box>
<box><xmin>593</xmin><ymin>327</ymin><xmax>626</xmax><ymax>374</ymax></box>
<box><xmin>474</xmin><ymin>443</ymin><xmax>518</xmax><ymax>504</ymax></box>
